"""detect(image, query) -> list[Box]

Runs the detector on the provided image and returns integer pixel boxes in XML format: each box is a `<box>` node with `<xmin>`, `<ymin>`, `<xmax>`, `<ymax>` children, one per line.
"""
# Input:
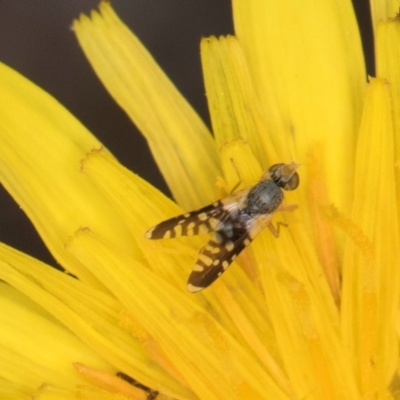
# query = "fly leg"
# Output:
<box><xmin>268</xmin><ymin>203</ymin><xmax>298</xmax><ymax>237</ymax></box>
<box><xmin>278</xmin><ymin>203</ymin><xmax>298</xmax><ymax>212</ymax></box>
<box><xmin>267</xmin><ymin>221</ymin><xmax>288</xmax><ymax>238</ymax></box>
<box><xmin>229</xmin><ymin>158</ymin><xmax>243</xmax><ymax>194</ymax></box>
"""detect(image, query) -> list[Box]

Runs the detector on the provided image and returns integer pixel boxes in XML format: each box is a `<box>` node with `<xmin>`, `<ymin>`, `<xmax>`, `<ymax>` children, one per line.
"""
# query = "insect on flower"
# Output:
<box><xmin>146</xmin><ymin>162</ymin><xmax>300</xmax><ymax>292</ymax></box>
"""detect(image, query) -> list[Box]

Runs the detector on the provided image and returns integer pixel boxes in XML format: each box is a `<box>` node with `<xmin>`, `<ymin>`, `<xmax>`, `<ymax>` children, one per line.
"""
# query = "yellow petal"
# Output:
<box><xmin>66</xmin><ymin>228</ymin><xmax>290</xmax><ymax>399</ymax></box>
<box><xmin>73</xmin><ymin>2</ymin><xmax>221</xmax><ymax>210</ymax></box>
<box><xmin>81</xmin><ymin>148</ymin><xmax>192</xmax><ymax>289</ymax></box>
<box><xmin>201</xmin><ymin>36</ymin><xmax>279</xmax><ymax>166</ymax></box>
<box><xmin>74</xmin><ymin>363</ymin><xmax>168</xmax><ymax>400</ymax></box>
<box><xmin>0</xmin><ymin>62</ymin><xmax>134</xmax><ymax>285</ymax></box>
<box><xmin>209</xmin><ymin>134</ymin><xmax>356</xmax><ymax>397</ymax></box>
<box><xmin>232</xmin><ymin>0</ymin><xmax>366</xmax><ymax>211</ymax></box>
<box><xmin>0</xmin><ymin>380</ymin><xmax>32</xmax><ymax>400</ymax></box>
<box><xmin>218</xmin><ymin>139</ymin><xmax>263</xmax><ymax>192</ymax></box>
<box><xmin>341</xmin><ymin>78</ymin><xmax>400</xmax><ymax>396</ymax></box>
<box><xmin>253</xmin><ymin>221</ymin><xmax>358</xmax><ymax>398</ymax></box>
<box><xmin>75</xmin><ymin>382</ymin><xmax>167</xmax><ymax>400</ymax></box>
<box><xmin>30</xmin><ymin>385</ymin><xmax>73</xmax><ymax>400</ymax></box>
<box><xmin>0</xmin><ymin>243</ymin><xmax>189</xmax><ymax>399</ymax></box>
<box><xmin>370</xmin><ymin>0</ymin><xmax>399</xmax><ymax>32</ymax></box>
<box><xmin>307</xmin><ymin>148</ymin><xmax>341</xmax><ymax>305</ymax></box>
<box><xmin>81</xmin><ymin>147</ymin><xmax>277</xmax><ymax>346</ymax></box>
<box><xmin>376</xmin><ymin>15</ymin><xmax>400</xmax><ymax>180</ymax></box>
<box><xmin>0</xmin><ymin>282</ymin><xmax>110</xmax><ymax>394</ymax></box>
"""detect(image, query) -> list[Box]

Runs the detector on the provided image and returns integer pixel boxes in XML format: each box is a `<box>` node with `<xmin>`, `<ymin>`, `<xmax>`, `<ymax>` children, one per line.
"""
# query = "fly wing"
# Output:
<box><xmin>145</xmin><ymin>189</ymin><xmax>249</xmax><ymax>239</ymax></box>
<box><xmin>187</xmin><ymin>212</ymin><xmax>274</xmax><ymax>292</ymax></box>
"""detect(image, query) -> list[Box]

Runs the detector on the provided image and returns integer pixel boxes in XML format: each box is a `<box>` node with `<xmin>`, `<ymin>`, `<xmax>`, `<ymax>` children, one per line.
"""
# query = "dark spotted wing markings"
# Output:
<box><xmin>145</xmin><ymin>162</ymin><xmax>300</xmax><ymax>292</ymax></box>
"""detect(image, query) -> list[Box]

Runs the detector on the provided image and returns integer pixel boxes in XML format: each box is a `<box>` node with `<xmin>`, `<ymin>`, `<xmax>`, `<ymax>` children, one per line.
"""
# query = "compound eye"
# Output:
<box><xmin>283</xmin><ymin>172</ymin><xmax>300</xmax><ymax>190</ymax></box>
<box><xmin>268</xmin><ymin>163</ymin><xmax>300</xmax><ymax>191</ymax></box>
<box><xmin>268</xmin><ymin>163</ymin><xmax>284</xmax><ymax>175</ymax></box>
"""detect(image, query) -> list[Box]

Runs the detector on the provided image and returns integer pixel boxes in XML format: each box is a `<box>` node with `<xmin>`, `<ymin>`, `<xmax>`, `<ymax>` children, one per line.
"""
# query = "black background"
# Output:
<box><xmin>0</xmin><ymin>0</ymin><xmax>373</xmax><ymax>267</ymax></box>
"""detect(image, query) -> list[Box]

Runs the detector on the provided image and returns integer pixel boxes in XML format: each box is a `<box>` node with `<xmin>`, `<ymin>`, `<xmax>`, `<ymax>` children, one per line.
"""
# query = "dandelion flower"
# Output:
<box><xmin>0</xmin><ymin>1</ymin><xmax>399</xmax><ymax>399</ymax></box>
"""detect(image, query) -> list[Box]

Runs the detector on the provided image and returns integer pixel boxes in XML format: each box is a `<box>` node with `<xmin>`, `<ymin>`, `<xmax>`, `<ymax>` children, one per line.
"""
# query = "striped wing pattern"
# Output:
<box><xmin>145</xmin><ymin>201</ymin><xmax>232</xmax><ymax>239</ymax></box>
<box><xmin>187</xmin><ymin>222</ymin><xmax>250</xmax><ymax>292</ymax></box>
<box><xmin>145</xmin><ymin>162</ymin><xmax>300</xmax><ymax>292</ymax></box>
<box><xmin>145</xmin><ymin>191</ymin><xmax>275</xmax><ymax>292</ymax></box>
<box><xmin>187</xmin><ymin>212</ymin><xmax>274</xmax><ymax>292</ymax></box>
<box><xmin>145</xmin><ymin>189</ymin><xmax>248</xmax><ymax>240</ymax></box>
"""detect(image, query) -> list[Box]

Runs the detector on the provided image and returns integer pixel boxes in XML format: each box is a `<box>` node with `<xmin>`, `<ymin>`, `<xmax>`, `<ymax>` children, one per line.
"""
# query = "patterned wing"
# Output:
<box><xmin>187</xmin><ymin>212</ymin><xmax>274</xmax><ymax>292</ymax></box>
<box><xmin>145</xmin><ymin>189</ymin><xmax>249</xmax><ymax>240</ymax></box>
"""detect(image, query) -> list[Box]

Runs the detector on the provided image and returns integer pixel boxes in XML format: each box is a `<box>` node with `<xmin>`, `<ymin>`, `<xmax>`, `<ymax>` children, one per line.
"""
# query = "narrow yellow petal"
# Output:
<box><xmin>31</xmin><ymin>385</ymin><xmax>73</xmax><ymax>400</ymax></box>
<box><xmin>228</xmin><ymin>141</ymin><xmax>356</xmax><ymax>397</ymax></box>
<box><xmin>201</xmin><ymin>36</ymin><xmax>279</xmax><ymax>166</ymax></box>
<box><xmin>81</xmin><ymin>147</ymin><xmax>280</xmax><ymax>365</ymax></box>
<box><xmin>213</xmin><ymin>283</ymin><xmax>296</xmax><ymax>398</ymax></box>
<box><xmin>370</xmin><ymin>0</ymin><xmax>399</xmax><ymax>33</ymax></box>
<box><xmin>0</xmin><ymin>243</ymin><xmax>189</xmax><ymax>399</ymax></box>
<box><xmin>376</xmin><ymin>15</ymin><xmax>400</xmax><ymax>183</ymax></box>
<box><xmin>341</xmin><ymin>78</ymin><xmax>400</xmax><ymax>396</ymax></box>
<box><xmin>0</xmin><ymin>380</ymin><xmax>31</xmax><ymax>400</ymax></box>
<box><xmin>66</xmin><ymin>228</ymin><xmax>289</xmax><ymax>399</ymax></box>
<box><xmin>0</xmin><ymin>62</ymin><xmax>134</xmax><ymax>284</ymax></box>
<box><xmin>74</xmin><ymin>363</ymin><xmax>164</xmax><ymax>400</ymax></box>
<box><xmin>0</xmin><ymin>283</ymin><xmax>110</xmax><ymax>391</ymax></box>
<box><xmin>255</xmin><ymin>227</ymin><xmax>358</xmax><ymax>399</ymax></box>
<box><xmin>81</xmin><ymin>148</ymin><xmax>194</xmax><ymax>289</ymax></box>
<box><xmin>307</xmin><ymin>147</ymin><xmax>341</xmax><ymax>305</ymax></box>
<box><xmin>73</xmin><ymin>2</ymin><xmax>221</xmax><ymax>210</ymax></box>
<box><xmin>214</xmin><ymin>136</ymin><xmax>354</xmax><ymax>398</ymax></box>
<box><xmin>75</xmin><ymin>383</ymin><xmax>169</xmax><ymax>400</ymax></box>
<box><xmin>232</xmin><ymin>0</ymin><xmax>366</xmax><ymax>211</ymax></box>
<box><xmin>81</xmin><ymin>147</ymin><xmax>274</xmax><ymax>348</ymax></box>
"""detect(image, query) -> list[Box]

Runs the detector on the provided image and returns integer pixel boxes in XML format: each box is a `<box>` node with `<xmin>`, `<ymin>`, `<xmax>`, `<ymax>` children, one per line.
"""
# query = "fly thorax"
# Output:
<box><xmin>245</xmin><ymin>180</ymin><xmax>284</xmax><ymax>215</ymax></box>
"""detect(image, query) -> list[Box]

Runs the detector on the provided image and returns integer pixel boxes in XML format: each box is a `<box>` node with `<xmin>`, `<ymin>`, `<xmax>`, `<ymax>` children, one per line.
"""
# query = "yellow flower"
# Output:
<box><xmin>0</xmin><ymin>1</ymin><xmax>399</xmax><ymax>399</ymax></box>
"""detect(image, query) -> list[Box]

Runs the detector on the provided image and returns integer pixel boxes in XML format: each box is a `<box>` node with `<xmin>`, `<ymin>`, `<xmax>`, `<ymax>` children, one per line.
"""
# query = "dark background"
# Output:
<box><xmin>0</xmin><ymin>0</ymin><xmax>373</xmax><ymax>266</ymax></box>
